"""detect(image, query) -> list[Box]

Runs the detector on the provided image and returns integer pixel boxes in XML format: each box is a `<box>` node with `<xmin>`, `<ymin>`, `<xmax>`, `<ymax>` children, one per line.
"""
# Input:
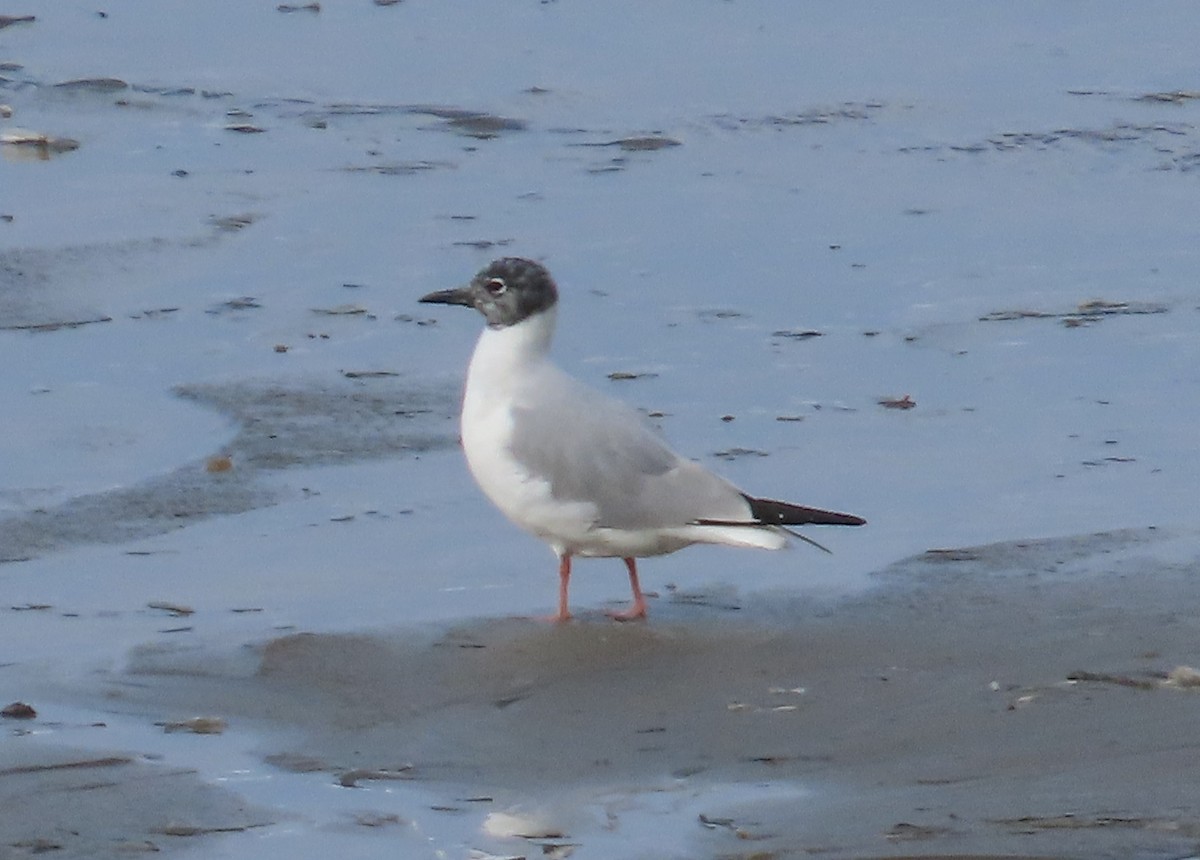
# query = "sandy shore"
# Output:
<box><xmin>7</xmin><ymin>526</ymin><xmax>1198</xmax><ymax>859</ymax></box>
<box><xmin>5</xmin><ymin>4</ymin><xmax>1200</xmax><ymax>858</ymax></box>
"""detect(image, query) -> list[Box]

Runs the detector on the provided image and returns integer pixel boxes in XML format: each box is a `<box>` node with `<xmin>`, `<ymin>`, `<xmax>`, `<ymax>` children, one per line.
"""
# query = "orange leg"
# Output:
<box><xmin>552</xmin><ymin>553</ymin><xmax>573</xmax><ymax>623</ymax></box>
<box><xmin>606</xmin><ymin>557</ymin><xmax>648</xmax><ymax>621</ymax></box>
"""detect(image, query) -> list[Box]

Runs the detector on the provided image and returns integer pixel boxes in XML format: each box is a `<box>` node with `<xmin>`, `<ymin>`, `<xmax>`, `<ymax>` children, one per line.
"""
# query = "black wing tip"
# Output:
<box><xmin>743</xmin><ymin>494</ymin><xmax>866</xmax><ymax>527</ymax></box>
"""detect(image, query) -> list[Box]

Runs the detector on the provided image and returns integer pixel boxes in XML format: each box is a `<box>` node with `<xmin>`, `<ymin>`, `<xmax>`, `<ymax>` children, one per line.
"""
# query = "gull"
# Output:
<box><xmin>420</xmin><ymin>257</ymin><xmax>865</xmax><ymax>622</ymax></box>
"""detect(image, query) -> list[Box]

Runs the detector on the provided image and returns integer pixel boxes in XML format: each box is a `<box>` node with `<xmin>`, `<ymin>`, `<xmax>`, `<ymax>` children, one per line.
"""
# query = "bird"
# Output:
<box><xmin>420</xmin><ymin>257</ymin><xmax>865</xmax><ymax>622</ymax></box>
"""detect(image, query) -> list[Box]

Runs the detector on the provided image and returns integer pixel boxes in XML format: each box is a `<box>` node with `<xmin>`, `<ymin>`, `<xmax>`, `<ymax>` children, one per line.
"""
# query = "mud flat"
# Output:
<box><xmin>6</xmin><ymin>526</ymin><xmax>1198</xmax><ymax>859</ymax></box>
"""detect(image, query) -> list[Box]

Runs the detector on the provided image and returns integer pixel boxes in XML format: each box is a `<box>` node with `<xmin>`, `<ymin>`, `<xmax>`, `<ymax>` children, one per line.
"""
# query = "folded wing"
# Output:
<box><xmin>509</xmin><ymin>366</ymin><xmax>865</xmax><ymax>534</ymax></box>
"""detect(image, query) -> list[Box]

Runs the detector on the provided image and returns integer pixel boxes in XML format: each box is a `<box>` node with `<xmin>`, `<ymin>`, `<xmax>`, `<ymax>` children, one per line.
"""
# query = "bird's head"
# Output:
<box><xmin>420</xmin><ymin>257</ymin><xmax>558</xmax><ymax>329</ymax></box>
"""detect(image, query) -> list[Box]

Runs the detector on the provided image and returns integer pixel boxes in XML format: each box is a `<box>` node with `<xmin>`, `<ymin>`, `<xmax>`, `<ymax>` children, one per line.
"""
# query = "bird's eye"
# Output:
<box><xmin>485</xmin><ymin>277</ymin><xmax>507</xmax><ymax>296</ymax></box>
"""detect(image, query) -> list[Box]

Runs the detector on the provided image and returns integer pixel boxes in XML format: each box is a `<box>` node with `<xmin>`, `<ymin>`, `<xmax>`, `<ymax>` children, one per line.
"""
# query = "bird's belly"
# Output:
<box><xmin>460</xmin><ymin>399</ymin><xmax>703</xmax><ymax>559</ymax></box>
<box><xmin>574</xmin><ymin>528</ymin><xmax>694</xmax><ymax>558</ymax></box>
<box><xmin>461</xmin><ymin>402</ymin><xmax>595</xmax><ymax>549</ymax></box>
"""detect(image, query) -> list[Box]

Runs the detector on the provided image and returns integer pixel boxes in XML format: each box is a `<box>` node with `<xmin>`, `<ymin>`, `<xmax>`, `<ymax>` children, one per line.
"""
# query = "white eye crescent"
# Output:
<box><xmin>485</xmin><ymin>277</ymin><xmax>507</xmax><ymax>296</ymax></box>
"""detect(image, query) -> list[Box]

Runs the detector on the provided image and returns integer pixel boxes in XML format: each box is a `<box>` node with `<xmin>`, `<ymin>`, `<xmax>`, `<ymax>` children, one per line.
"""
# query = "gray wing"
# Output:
<box><xmin>508</xmin><ymin>367</ymin><xmax>752</xmax><ymax>530</ymax></box>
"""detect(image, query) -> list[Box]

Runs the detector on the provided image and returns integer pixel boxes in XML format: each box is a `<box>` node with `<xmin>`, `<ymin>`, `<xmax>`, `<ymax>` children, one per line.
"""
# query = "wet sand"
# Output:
<box><xmin>5</xmin><ymin>4</ymin><xmax>1200</xmax><ymax>858</ymax></box>
<box><xmin>9</xmin><ymin>527</ymin><xmax>1198</xmax><ymax>859</ymax></box>
<box><xmin>0</xmin><ymin>745</ymin><xmax>274</xmax><ymax>858</ymax></box>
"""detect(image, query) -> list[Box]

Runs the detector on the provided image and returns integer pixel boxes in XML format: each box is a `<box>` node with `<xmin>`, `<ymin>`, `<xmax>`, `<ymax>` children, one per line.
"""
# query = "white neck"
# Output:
<box><xmin>465</xmin><ymin>306</ymin><xmax>557</xmax><ymax>395</ymax></box>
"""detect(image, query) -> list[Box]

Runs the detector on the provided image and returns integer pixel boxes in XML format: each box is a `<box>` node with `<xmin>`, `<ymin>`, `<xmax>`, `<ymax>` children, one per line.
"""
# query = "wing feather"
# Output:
<box><xmin>508</xmin><ymin>368</ymin><xmax>752</xmax><ymax>530</ymax></box>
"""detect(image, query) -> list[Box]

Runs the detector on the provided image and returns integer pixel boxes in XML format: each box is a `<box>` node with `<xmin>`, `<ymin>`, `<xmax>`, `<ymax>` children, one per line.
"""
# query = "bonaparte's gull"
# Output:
<box><xmin>421</xmin><ymin>257</ymin><xmax>864</xmax><ymax>621</ymax></box>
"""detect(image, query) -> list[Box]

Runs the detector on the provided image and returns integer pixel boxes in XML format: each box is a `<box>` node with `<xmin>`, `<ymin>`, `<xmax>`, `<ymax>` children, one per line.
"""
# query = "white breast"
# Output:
<box><xmin>459</xmin><ymin>312</ymin><xmax>599</xmax><ymax>554</ymax></box>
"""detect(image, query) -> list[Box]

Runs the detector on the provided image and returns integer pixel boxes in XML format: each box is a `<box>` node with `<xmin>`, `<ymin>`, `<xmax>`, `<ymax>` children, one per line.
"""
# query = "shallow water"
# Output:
<box><xmin>3</xmin><ymin>3</ymin><xmax>1200</xmax><ymax>858</ymax></box>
